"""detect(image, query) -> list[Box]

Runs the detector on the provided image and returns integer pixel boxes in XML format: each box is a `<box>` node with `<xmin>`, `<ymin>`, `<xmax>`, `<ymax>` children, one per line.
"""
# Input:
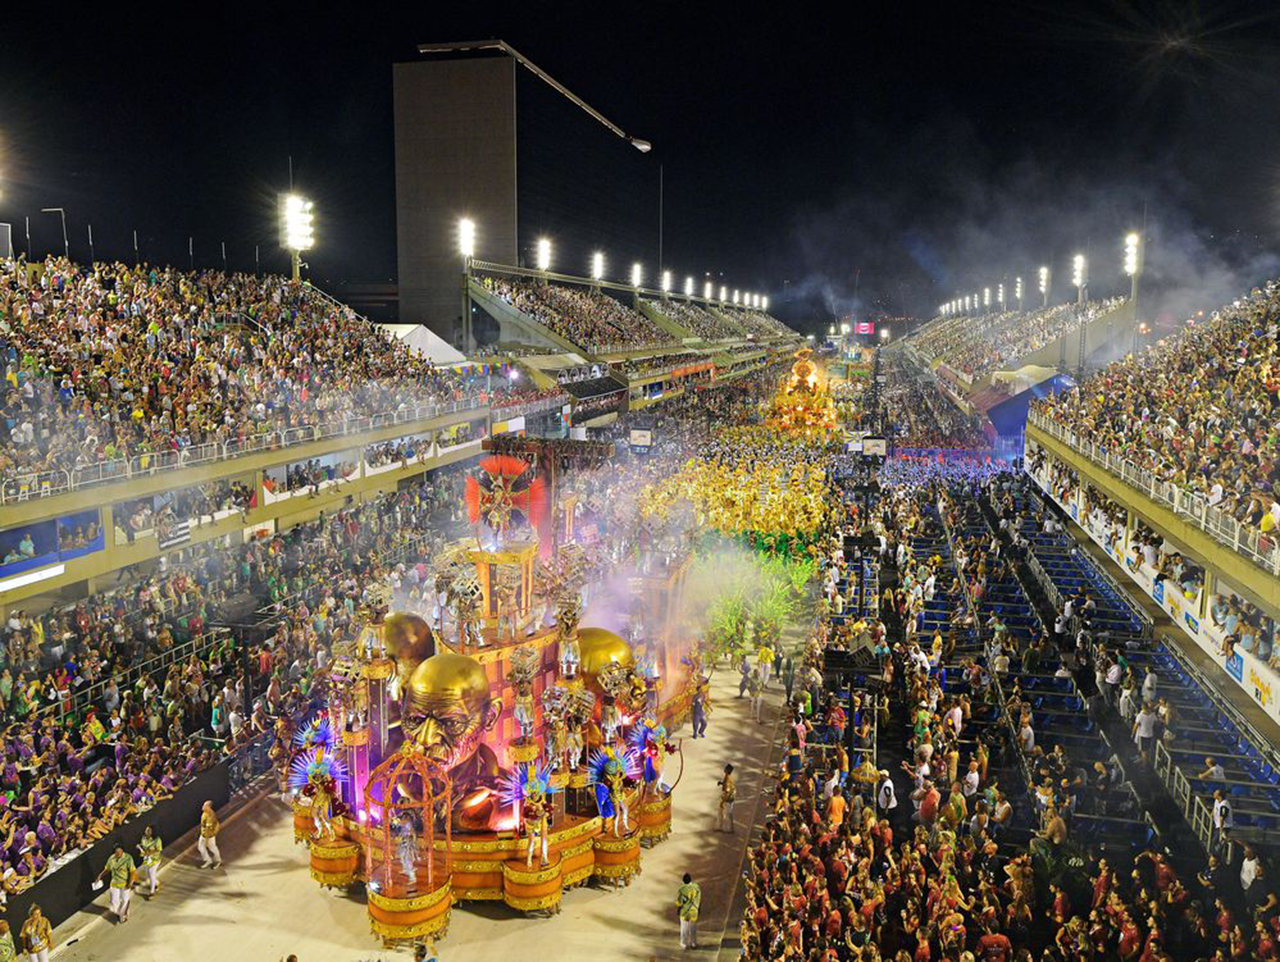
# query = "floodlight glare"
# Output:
<box><xmin>685</xmin><ymin>276</ymin><xmax>695</xmax><ymax>296</ymax></box>
<box><xmin>719</xmin><ymin>285</ymin><xmax>728</xmax><ymax>302</ymax></box>
<box><xmin>1072</xmin><ymin>254</ymin><xmax>1086</xmax><ymax>288</ymax></box>
<box><xmin>631</xmin><ymin>263</ymin><xmax>643</xmax><ymax>288</ymax></box>
<box><xmin>704</xmin><ymin>280</ymin><xmax>714</xmax><ymax>299</ymax></box>
<box><xmin>1038</xmin><ymin>266</ymin><xmax>1049</xmax><ymax>294</ymax></box>
<box><xmin>536</xmin><ymin>237</ymin><xmax>551</xmax><ymax>272</ymax></box>
<box><xmin>661</xmin><ymin>270</ymin><xmax>672</xmax><ymax>292</ymax></box>
<box><xmin>762</xmin><ymin>296</ymin><xmax>769</xmax><ymax>311</ymax></box>
<box><xmin>998</xmin><ymin>283</ymin><xmax>1005</xmax><ymax>306</ymax></box>
<box><xmin>879</xmin><ymin>328</ymin><xmax>890</xmax><ymax>340</ymax></box>
<box><xmin>591</xmin><ymin>251</ymin><xmax>605</xmax><ymax>281</ymax></box>
<box><xmin>983</xmin><ymin>287</ymin><xmax>991</xmax><ymax>307</ymax></box>
<box><xmin>1015</xmin><ymin>277</ymin><xmax>1023</xmax><ymax>300</ymax></box>
<box><xmin>282</xmin><ymin>194</ymin><xmax>315</xmax><ymax>252</ymax></box>
<box><xmin>1124</xmin><ymin>232</ymin><xmax>1141</xmax><ymax>276</ymax></box>
<box><xmin>732</xmin><ymin>289</ymin><xmax>740</xmax><ymax>305</ymax></box>
<box><xmin>840</xmin><ymin>322</ymin><xmax>851</xmax><ymax>334</ymax></box>
<box><xmin>457</xmin><ymin>217</ymin><xmax>475</xmax><ymax>259</ymax></box>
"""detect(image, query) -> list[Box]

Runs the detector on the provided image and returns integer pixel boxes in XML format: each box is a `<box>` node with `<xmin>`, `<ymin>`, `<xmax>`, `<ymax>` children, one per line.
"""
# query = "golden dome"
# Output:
<box><xmin>577</xmin><ymin>627</ymin><xmax>635</xmax><ymax>677</ymax></box>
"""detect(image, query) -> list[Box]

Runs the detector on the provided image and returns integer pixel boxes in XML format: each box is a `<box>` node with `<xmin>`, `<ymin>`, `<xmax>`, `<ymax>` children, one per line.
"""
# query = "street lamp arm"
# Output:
<box><xmin>418</xmin><ymin>40</ymin><xmax>652</xmax><ymax>152</ymax></box>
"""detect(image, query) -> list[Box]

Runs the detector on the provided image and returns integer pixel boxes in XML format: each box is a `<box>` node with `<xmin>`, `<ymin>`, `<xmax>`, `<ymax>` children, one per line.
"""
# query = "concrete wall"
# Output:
<box><xmin>394</xmin><ymin>57</ymin><xmax>518</xmax><ymax>342</ymax></box>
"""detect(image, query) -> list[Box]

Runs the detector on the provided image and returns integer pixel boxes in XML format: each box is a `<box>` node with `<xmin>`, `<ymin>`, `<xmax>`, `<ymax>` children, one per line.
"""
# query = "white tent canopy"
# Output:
<box><xmin>381</xmin><ymin>324</ymin><xmax>467</xmax><ymax>365</ymax></box>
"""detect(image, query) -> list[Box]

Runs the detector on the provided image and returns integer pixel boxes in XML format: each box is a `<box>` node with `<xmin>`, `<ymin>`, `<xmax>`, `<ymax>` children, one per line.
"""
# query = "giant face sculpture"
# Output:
<box><xmin>405</xmin><ymin>652</ymin><xmax>502</xmax><ymax>776</ymax></box>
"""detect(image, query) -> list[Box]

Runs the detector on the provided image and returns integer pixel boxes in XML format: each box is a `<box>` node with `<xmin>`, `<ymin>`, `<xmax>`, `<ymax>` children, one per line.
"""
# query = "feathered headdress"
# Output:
<box><xmin>289</xmin><ymin>744</ymin><xmax>349</xmax><ymax>792</ymax></box>
<box><xmin>628</xmin><ymin>716</ymin><xmax>668</xmax><ymax>754</ymax></box>
<box><xmin>501</xmin><ymin>762</ymin><xmax>559</xmax><ymax>807</ymax></box>
<box><xmin>586</xmin><ymin>745</ymin><xmax>640</xmax><ymax>785</ymax></box>
<box><xmin>464</xmin><ymin>455</ymin><xmax>548</xmax><ymax>537</ymax></box>
<box><xmin>293</xmin><ymin>717</ymin><xmax>335</xmax><ymax>752</ymax></box>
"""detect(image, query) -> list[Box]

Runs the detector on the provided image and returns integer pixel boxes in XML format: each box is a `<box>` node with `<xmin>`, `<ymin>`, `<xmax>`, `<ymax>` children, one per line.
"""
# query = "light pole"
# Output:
<box><xmin>1015</xmin><ymin>277</ymin><xmax>1023</xmax><ymax>312</ymax></box>
<box><xmin>40</xmin><ymin>208</ymin><xmax>68</xmax><ymax>260</ymax></box>
<box><xmin>1038</xmin><ymin>266</ymin><xmax>1050</xmax><ymax>309</ymax></box>
<box><xmin>536</xmin><ymin>237</ymin><xmax>551</xmax><ymax>275</ymax></box>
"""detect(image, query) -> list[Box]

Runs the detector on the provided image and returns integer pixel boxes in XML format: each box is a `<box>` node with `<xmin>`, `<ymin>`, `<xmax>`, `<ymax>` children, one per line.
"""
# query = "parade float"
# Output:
<box><xmin>289</xmin><ymin>453</ymin><xmax>702</xmax><ymax>947</ymax></box>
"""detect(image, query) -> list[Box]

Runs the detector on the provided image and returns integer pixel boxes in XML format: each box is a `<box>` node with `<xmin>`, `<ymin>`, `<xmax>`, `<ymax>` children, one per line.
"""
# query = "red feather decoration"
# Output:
<box><xmin>464</xmin><ymin>475</ymin><xmax>482</xmax><ymax>523</ymax></box>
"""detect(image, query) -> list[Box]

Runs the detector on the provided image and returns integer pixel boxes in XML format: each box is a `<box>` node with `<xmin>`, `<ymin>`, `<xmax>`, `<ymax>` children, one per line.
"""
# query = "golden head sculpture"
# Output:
<box><xmin>577</xmin><ymin>627</ymin><xmax>635</xmax><ymax>679</ymax></box>
<box><xmin>382</xmin><ymin>612</ymin><xmax>437</xmax><ymax>700</ymax></box>
<box><xmin>404</xmin><ymin>652</ymin><xmax>504</xmax><ymax>792</ymax></box>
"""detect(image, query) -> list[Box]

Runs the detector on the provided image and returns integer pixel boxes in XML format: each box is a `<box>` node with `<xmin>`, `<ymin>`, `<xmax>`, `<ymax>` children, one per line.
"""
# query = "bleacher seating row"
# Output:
<box><xmin>1015</xmin><ymin>483</ymin><xmax>1280</xmax><ymax>856</ymax></box>
<box><xmin>942</xmin><ymin>496</ymin><xmax>1154</xmax><ymax>851</ymax></box>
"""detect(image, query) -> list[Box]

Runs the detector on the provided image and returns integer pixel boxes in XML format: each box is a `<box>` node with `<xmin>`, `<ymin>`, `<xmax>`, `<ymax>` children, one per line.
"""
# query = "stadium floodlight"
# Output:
<box><xmin>840</xmin><ymin>322</ymin><xmax>851</xmax><ymax>335</ymax></box>
<box><xmin>983</xmin><ymin>287</ymin><xmax>991</xmax><ymax>309</ymax></box>
<box><xmin>704</xmin><ymin>280</ymin><xmax>714</xmax><ymax>300</ymax></box>
<box><xmin>281</xmin><ymin>195</ymin><xmax>316</xmax><ymax>281</ymax></box>
<box><xmin>762</xmin><ymin>296</ymin><xmax>769</xmax><ymax>311</ymax></box>
<box><xmin>829</xmin><ymin>324</ymin><xmax>836</xmax><ymax>335</ymax></box>
<box><xmin>997</xmin><ymin>283</ymin><xmax>1004</xmax><ymax>307</ymax></box>
<box><xmin>591</xmin><ymin>251</ymin><xmax>605</xmax><ymax>281</ymax></box>
<box><xmin>732</xmin><ymin>289</ymin><xmax>740</xmax><ymax>305</ymax></box>
<box><xmin>1038</xmin><ymin>265</ymin><xmax>1050</xmax><ymax>308</ymax></box>
<box><xmin>456</xmin><ymin>216</ymin><xmax>474</xmax><ymax>259</ymax></box>
<box><xmin>536</xmin><ymin>237</ymin><xmax>551</xmax><ymax>272</ymax></box>
<box><xmin>1123</xmin><ymin>232</ymin><xmax>1141</xmax><ymax>276</ymax></box>
<box><xmin>685</xmin><ymin>275</ymin><xmax>694</xmax><ymax>297</ymax></box>
<box><xmin>1071</xmin><ymin>254</ymin><xmax>1087</xmax><ymax>306</ymax></box>
<box><xmin>1124</xmin><ymin>231</ymin><xmax>1143</xmax><ymax>312</ymax></box>
<box><xmin>661</xmin><ymin>269</ymin><xmax>672</xmax><ymax>293</ymax></box>
<box><xmin>719</xmin><ymin>285</ymin><xmax>728</xmax><ymax>303</ymax></box>
<box><xmin>1015</xmin><ymin>277</ymin><xmax>1023</xmax><ymax>310</ymax></box>
<box><xmin>631</xmin><ymin>262</ymin><xmax>643</xmax><ymax>288</ymax></box>
<box><xmin>880</xmin><ymin>328</ymin><xmax>890</xmax><ymax>340</ymax></box>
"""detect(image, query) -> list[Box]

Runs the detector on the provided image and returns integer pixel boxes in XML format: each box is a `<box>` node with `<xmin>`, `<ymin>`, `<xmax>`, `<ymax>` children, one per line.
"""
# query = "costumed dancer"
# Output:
<box><xmin>630</xmin><ymin>717</ymin><xmax>676</xmax><ymax>799</ymax></box>
<box><xmin>588</xmin><ymin>748</ymin><xmax>637</xmax><ymax>838</ymax></box>
<box><xmin>137</xmin><ymin>825</ymin><xmax>162</xmax><ymax>896</ymax></box>
<box><xmin>564</xmin><ymin>709</ymin><xmax>586</xmax><ymax>772</ymax></box>
<box><xmin>503</xmin><ymin>765</ymin><xmax>558</xmax><ymax>867</ymax></box>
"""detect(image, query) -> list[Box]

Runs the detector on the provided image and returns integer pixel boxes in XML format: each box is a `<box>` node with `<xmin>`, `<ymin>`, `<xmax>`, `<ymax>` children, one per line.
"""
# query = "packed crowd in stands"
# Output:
<box><xmin>643</xmin><ymin>299</ymin><xmax>745</xmax><ymax>341</ymax></box>
<box><xmin>614</xmin><ymin>350</ymin><xmax>712</xmax><ymax>378</ymax></box>
<box><xmin>741</xmin><ymin>458</ymin><xmax>1280</xmax><ymax>962</ymax></box>
<box><xmin>1034</xmin><ymin>284</ymin><xmax>1280</xmax><ymax>530</ymax></box>
<box><xmin>1029</xmin><ymin>447</ymin><xmax>1279</xmax><ymax>668</ymax></box>
<box><xmin>883</xmin><ymin>356</ymin><xmax>988</xmax><ymax>449</ymax></box>
<box><xmin>116</xmin><ymin>480</ymin><xmax>255</xmax><ymax>542</ymax></box>
<box><xmin>478</xmin><ymin>275</ymin><xmax>678</xmax><ymax>350</ymax></box>
<box><xmin>0</xmin><ymin>464</ymin><xmax>466</xmax><ymax>891</ymax></box>
<box><xmin>914</xmin><ymin>299</ymin><xmax>1125</xmax><ymax>379</ymax></box>
<box><xmin>734</xmin><ymin>309</ymin><xmax>795</xmax><ymax>340</ymax></box>
<box><xmin>0</xmin><ymin>257</ymin><xmax>518</xmax><ymax>484</ymax></box>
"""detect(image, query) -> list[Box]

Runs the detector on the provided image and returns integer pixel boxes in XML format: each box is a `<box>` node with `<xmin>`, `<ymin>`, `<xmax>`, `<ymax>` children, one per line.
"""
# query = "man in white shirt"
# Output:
<box><xmin>1201</xmin><ymin>757</ymin><xmax>1226</xmax><ymax>781</ymax></box>
<box><xmin>1133</xmin><ymin>706</ymin><xmax>1158</xmax><ymax>757</ymax></box>
<box><xmin>1213</xmin><ymin>789</ymin><xmax>1233</xmax><ymax>831</ymax></box>
<box><xmin>877</xmin><ymin>772</ymin><xmax>897</xmax><ymax>814</ymax></box>
<box><xmin>1018</xmin><ymin>719</ymin><xmax>1035</xmax><ymax>753</ymax></box>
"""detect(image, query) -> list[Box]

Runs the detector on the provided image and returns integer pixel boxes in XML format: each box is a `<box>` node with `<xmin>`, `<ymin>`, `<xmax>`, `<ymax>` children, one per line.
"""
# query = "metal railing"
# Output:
<box><xmin>1029</xmin><ymin>411</ymin><xmax>1280</xmax><ymax>575</ymax></box>
<box><xmin>0</xmin><ymin>398</ymin><xmax>487</xmax><ymax>506</ymax></box>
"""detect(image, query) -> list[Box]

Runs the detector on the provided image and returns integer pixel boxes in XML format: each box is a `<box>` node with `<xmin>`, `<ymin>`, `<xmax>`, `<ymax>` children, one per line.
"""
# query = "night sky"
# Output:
<box><xmin>5</xmin><ymin>1</ymin><xmax>1280</xmax><ymax>330</ymax></box>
